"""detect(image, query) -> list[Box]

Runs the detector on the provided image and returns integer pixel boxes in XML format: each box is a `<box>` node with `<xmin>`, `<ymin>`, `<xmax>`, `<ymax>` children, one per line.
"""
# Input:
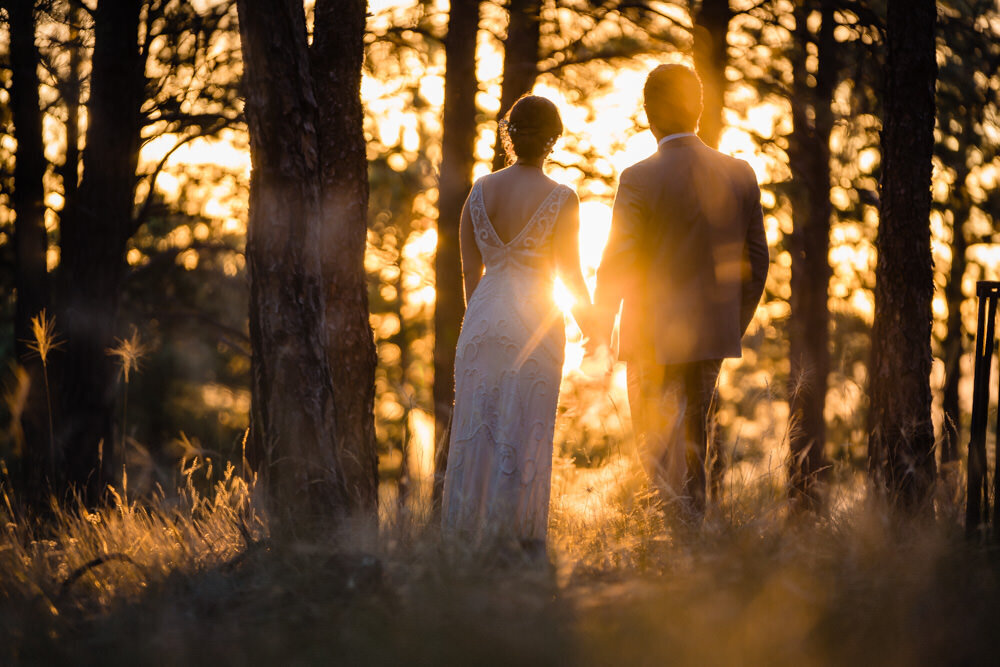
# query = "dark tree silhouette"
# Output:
<box><xmin>940</xmin><ymin>118</ymin><xmax>972</xmax><ymax>469</ymax></box>
<box><xmin>692</xmin><ymin>0</ymin><xmax>732</xmax><ymax>148</ymax></box>
<box><xmin>6</xmin><ymin>0</ymin><xmax>51</xmax><ymax>499</ymax></box>
<box><xmin>433</xmin><ymin>0</ymin><xmax>480</xmax><ymax>506</ymax></box>
<box><xmin>868</xmin><ymin>0</ymin><xmax>937</xmax><ymax>509</ymax></box>
<box><xmin>237</xmin><ymin>0</ymin><xmax>377</xmax><ymax>522</ymax></box>
<box><xmin>313</xmin><ymin>0</ymin><xmax>379</xmax><ymax>512</ymax></box>
<box><xmin>57</xmin><ymin>4</ymin><xmax>84</xmax><ymax>207</ymax></box>
<box><xmin>936</xmin><ymin>0</ymin><xmax>1000</xmax><ymax>470</ymax></box>
<box><xmin>491</xmin><ymin>0</ymin><xmax>543</xmax><ymax>171</ymax></box>
<box><xmin>786</xmin><ymin>0</ymin><xmax>837</xmax><ymax>505</ymax></box>
<box><xmin>56</xmin><ymin>0</ymin><xmax>146</xmax><ymax>501</ymax></box>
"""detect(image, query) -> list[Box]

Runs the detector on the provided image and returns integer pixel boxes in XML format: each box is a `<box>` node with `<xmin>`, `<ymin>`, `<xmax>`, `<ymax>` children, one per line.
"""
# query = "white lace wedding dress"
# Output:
<box><xmin>441</xmin><ymin>179</ymin><xmax>573</xmax><ymax>543</ymax></box>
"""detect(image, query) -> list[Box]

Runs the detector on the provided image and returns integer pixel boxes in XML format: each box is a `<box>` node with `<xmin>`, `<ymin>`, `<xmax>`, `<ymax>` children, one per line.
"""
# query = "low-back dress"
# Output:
<box><xmin>441</xmin><ymin>179</ymin><xmax>574</xmax><ymax>542</ymax></box>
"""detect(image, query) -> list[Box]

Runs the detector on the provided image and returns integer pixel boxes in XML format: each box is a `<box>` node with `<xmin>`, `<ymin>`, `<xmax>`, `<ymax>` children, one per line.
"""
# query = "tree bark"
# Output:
<box><xmin>394</xmin><ymin>261</ymin><xmax>412</xmax><ymax>506</ymax></box>
<box><xmin>312</xmin><ymin>0</ymin><xmax>379</xmax><ymax>514</ymax></box>
<box><xmin>868</xmin><ymin>0</ymin><xmax>937</xmax><ymax>510</ymax></box>
<box><xmin>491</xmin><ymin>0</ymin><xmax>542</xmax><ymax>171</ymax></box>
<box><xmin>786</xmin><ymin>0</ymin><xmax>835</xmax><ymax>506</ymax></box>
<box><xmin>238</xmin><ymin>0</ymin><xmax>378</xmax><ymax>523</ymax></box>
<box><xmin>941</xmin><ymin>173</ymin><xmax>969</xmax><ymax>467</ymax></box>
<box><xmin>691</xmin><ymin>0</ymin><xmax>733</xmax><ymax>495</ymax></box>
<box><xmin>61</xmin><ymin>5</ymin><xmax>84</xmax><ymax>206</ymax></box>
<box><xmin>433</xmin><ymin>0</ymin><xmax>480</xmax><ymax>506</ymax></box>
<box><xmin>55</xmin><ymin>0</ymin><xmax>145</xmax><ymax>501</ymax></box>
<box><xmin>8</xmin><ymin>0</ymin><xmax>52</xmax><ymax>500</ymax></box>
<box><xmin>692</xmin><ymin>0</ymin><xmax>732</xmax><ymax>149</ymax></box>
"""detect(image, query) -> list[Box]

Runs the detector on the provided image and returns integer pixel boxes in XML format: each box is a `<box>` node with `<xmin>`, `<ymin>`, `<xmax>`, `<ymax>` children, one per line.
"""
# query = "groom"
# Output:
<box><xmin>594</xmin><ymin>64</ymin><xmax>769</xmax><ymax>522</ymax></box>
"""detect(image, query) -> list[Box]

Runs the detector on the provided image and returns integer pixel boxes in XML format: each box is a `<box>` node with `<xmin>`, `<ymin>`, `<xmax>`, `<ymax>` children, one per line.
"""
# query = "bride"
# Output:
<box><xmin>441</xmin><ymin>96</ymin><xmax>593</xmax><ymax>555</ymax></box>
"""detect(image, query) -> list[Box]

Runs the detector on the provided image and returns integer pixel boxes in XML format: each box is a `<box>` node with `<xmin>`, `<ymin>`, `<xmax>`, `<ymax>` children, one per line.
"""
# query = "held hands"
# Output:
<box><xmin>571</xmin><ymin>304</ymin><xmax>615</xmax><ymax>378</ymax></box>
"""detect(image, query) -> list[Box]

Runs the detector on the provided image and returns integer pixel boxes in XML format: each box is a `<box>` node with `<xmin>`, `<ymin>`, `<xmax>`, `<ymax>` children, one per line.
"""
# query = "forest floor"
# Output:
<box><xmin>3</xmin><ymin>455</ymin><xmax>1000</xmax><ymax>667</ymax></box>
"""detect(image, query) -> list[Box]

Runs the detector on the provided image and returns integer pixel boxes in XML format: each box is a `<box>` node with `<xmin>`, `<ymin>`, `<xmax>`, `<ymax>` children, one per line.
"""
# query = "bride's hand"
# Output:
<box><xmin>581</xmin><ymin>340</ymin><xmax>614</xmax><ymax>378</ymax></box>
<box><xmin>575</xmin><ymin>305</ymin><xmax>609</xmax><ymax>351</ymax></box>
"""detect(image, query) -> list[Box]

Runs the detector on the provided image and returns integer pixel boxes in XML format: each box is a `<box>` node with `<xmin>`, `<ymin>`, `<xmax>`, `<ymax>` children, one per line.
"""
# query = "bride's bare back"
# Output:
<box><xmin>459</xmin><ymin>165</ymin><xmax>590</xmax><ymax>312</ymax></box>
<box><xmin>479</xmin><ymin>166</ymin><xmax>562</xmax><ymax>244</ymax></box>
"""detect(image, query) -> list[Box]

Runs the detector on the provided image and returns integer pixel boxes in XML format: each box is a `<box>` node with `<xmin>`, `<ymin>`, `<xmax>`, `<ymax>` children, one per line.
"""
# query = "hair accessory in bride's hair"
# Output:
<box><xmin>501</xmin><ymin>95</ymin><xmax>563</xmax><ymax>165</ymax></box>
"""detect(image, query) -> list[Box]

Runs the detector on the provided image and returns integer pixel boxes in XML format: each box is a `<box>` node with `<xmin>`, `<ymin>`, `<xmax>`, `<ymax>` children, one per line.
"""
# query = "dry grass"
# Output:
<box><xmin>0</xmin><ymin>460</ymin><xmax>263</xmax><ymax>649</ymax></box>
<box><xmin>1</xmin><ymin>446</ymin><xmax>998</xmax><ymax>666</ymax></box>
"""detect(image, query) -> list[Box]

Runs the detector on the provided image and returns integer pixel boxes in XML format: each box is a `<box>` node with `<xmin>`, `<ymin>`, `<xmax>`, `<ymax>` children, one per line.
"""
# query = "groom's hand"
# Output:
<box><xmin>583</xmin><ymin>328</ymin><xmax>609</xmax><ymax>355</ymax></box>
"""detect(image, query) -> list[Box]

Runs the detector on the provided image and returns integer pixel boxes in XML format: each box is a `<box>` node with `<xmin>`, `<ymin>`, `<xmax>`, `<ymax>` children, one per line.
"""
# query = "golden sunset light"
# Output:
<box><xmin>4</xmin><ymin>1</ymin><xmax>1000</xmax><ymax>663</ymax></box>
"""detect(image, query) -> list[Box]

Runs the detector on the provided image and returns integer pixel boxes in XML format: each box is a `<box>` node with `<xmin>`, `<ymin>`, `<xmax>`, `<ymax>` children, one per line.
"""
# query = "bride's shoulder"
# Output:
<box><xmin>473</xmin><ymin>170</ymin><xmax>509</xmax><ymax>192</ymax></box>
<box><xmin>550</xmin><ymin>180</ymin><xmax>579</xmax><ymax>202</ymax></box>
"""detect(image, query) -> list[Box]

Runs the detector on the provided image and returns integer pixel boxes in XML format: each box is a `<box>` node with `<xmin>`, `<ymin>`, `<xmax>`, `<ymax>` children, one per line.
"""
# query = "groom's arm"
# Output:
<box><xmin>595</xmin><ymin>167</ymin><xmax>645</xmax><ymax>345</ymax></box>
<box><xmin>739</xmin><ymin>163</ymin><xmax>768</xmax><ymax>335</ymax></box>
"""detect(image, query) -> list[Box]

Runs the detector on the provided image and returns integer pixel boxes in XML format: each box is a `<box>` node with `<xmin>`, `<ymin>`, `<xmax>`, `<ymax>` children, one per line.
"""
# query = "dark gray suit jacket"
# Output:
<box><xmin>595</xmin><ymin>135</ymin><xmax>769</xmax><ymax>365</ymax></box>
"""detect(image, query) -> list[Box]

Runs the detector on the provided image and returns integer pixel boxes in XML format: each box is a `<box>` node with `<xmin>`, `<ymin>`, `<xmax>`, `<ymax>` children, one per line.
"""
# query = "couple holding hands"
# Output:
<box><xmin>439</xmin><ymin>63</ymin><xmax>769</xmax><ymax>555</ymax></box>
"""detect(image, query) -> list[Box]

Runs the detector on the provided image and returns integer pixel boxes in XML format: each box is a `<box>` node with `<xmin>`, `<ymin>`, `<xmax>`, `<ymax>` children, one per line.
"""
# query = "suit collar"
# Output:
<box><xmin>656</xmin><ymin>134</ymin><xmax>703</xmax><ymax>152</ymax></box>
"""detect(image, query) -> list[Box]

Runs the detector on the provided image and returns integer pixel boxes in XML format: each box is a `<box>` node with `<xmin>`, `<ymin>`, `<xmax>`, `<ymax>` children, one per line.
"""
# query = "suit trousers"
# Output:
<box><xmin>627</xmin><ymin>358</ymin><xmax>722</xmax><ymax>521</ymax></box>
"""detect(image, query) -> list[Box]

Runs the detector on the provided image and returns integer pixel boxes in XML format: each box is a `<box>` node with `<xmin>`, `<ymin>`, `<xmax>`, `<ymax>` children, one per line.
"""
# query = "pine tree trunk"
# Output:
<box><xmin>491</xmin><ymin>0</ymin><xmax>542</xmax><ymax>171</ymax></box>
<box><xmin>692</xmin><ymin>0</ymin><xmax>732</xmax><ymax>149</ymax></box>
<box><xmin>239</xmin><ymin>0</ymin><xmax>341</xmax><ymax>521</ymax></box>
<box><xmin>312</xmin><ymin>0</ymin><xmax>379</xmax><ymax>514</ymax></box>
<box><xmin>394</xmin><ymin>262</ymin><xmax>412</xmax><ymax>506</ymax></box>
<box><xmin>941</xmin><ymin>183</ymin><xmax>969</xmax><ymax>466</ymax></box>
<box><xmin>692</xmin><ymin>0</ymin><xmax>733</xmax><ymax>494</ymax></box>
<box><xmin>8</xmin><ymin>0</ymin><xmax>52</xmax><ymax>501</ymax></box>
<box><xmin>868</xmin><ymin>0</ymin><xmax>937</xmax><ymax>510</ymax></box>
<box><xmin>238</xmin><ymin>0</ymin><xmax>378</xmax><ymax>524</ymax></box>
<box><xmin>433</xmin><ymin>0</ymin><xmax>480</xmax><ymax>506</ymax></box>
<box><xmin>55</xmin><ymin>0</ymin><xmax>145</xmax><ymax>501</ymax></box>
<box><xmin>61</xmin><ymin>6</ymin><xmax>83</xmax><ymax>206</ymax></box>
<box><xmin>786</xmin><ymin>0</ymin><xmax>835</xmax><ymax>505</ymax></box>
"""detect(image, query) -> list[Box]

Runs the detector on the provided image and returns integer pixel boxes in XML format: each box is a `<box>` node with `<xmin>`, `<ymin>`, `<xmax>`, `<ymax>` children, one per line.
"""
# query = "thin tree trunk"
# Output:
<box><xmin>56</xmin><ymin>0</ymin><xmax>145</xmax><ymax>501</ymax></box>
<box><xmin>868</xmin><ymin>0</ymin><xmax>937</xmax><ymax>510</ymax></box>
<box><xmin>692</xmin><ymin>0</ymin><xmax>732</xmax><ymax>149</ymax></box>
<box><xmin>941</xmin><ymin>178</ymin><xmax>969</xmax><ymax>467</ymax></box>
<box><xmin>8</xmin><ymin>0</ymin><xmax>52</xmax><ymax>500</ymax></box>
<box><xmin>394</xmin><ymin>263</ymin><xmax>411</xmax><ymax>507</ymax></box>
<box><xmin>491</xmin><ymin>0</ymin><xmax>542</xmax><ymax>171</ymax></box>
<box><xmin>61</xmin><ymin>5</ymin><xmax>84</xmax><ymax>206</ymax></box>
<box><xmin>692</xmin><ymin>0</ymin><xmax>733</xmax><ymax>494</ymax></box>
<box><xmin>786</xmin><ymin>0</ymin><xmax>835</xmax><ymax>506</ymax></box>
<box><xmin>312</xmin><ymin>0</ymin><xmax>379</xmax><ymax>514</ymax></box>
<box><xmin>433</xmin><ymin>0</ymin><xmax>480</xmax><ymax>506</ymax></box>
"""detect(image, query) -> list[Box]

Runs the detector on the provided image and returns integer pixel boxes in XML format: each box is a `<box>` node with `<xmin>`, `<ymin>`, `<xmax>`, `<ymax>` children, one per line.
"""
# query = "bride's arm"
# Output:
<box><xmin>553</xmin><ymin>192</ymin><xmax>594</xmax><ymax>332</ymax></box>
<box><xmin>459</xmin><ymin>192</ymin><xmax>484</xmax><ymax>307</ymax></box>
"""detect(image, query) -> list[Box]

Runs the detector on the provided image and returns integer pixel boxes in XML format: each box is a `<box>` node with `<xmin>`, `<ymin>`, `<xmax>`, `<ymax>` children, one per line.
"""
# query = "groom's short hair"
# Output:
<box><xmin>644</xmin><ymin>64</ymin><xmax>703</xmax><ymax>133</ymax></box>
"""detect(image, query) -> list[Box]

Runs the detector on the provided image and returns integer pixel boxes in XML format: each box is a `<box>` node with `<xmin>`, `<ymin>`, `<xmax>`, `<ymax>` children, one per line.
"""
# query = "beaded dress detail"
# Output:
<box><xmin>441</xmin><ymin>179</ymin><xmax>572</xmax><ymax>542</ymax></box>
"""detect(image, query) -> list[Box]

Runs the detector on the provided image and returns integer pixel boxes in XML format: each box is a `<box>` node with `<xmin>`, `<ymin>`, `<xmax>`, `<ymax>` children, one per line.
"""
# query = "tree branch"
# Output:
<box><xmin>126</xmin><ymin>241</ymin><xmax>243</xmax><ymax>281</ymax></box>
<box><xmin>132</xmin><ymin>121</ymin><xmax>235</xmax><ymax>232</ymax></box>
<box><xmin>152</xmin><ymin>308</ymin><xmax>251</xmax><ymax>358</ymax></box>
<box><xmin>142</xmin><ymin>111</ymin><xmax>242</xmax><ymax>129</ymax></box>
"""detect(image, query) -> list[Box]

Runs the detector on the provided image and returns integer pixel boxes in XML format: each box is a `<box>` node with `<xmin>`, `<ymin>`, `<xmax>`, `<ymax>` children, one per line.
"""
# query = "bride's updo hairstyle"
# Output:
<box><xmin>500</xmin><ymin>95</ymin><xmax>563</xmax><ymax>166</ymax></box>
